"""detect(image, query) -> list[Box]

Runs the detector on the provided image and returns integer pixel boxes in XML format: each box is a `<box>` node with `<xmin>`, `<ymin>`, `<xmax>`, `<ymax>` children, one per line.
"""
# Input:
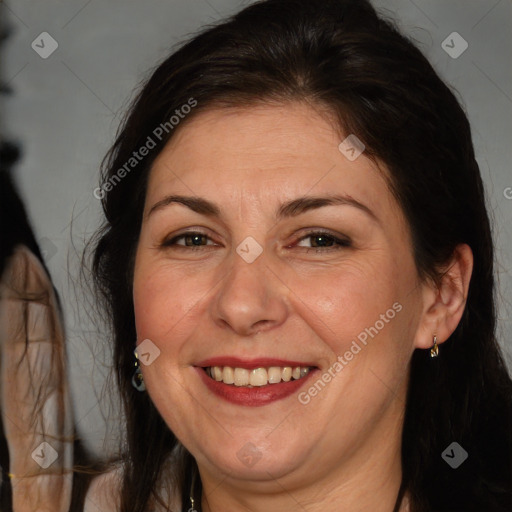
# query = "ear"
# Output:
<box><xmin>413</xmin><ymin>243</ymin><xmax>473</xmax><ymax>350</ymax></box>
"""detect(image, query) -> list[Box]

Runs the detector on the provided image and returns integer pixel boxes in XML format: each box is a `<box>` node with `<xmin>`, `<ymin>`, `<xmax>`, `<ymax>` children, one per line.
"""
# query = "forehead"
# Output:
<box><xmin>147</xmin><ymin>102</ymin><xmax>394</xmax><ymax>216</ymax></box>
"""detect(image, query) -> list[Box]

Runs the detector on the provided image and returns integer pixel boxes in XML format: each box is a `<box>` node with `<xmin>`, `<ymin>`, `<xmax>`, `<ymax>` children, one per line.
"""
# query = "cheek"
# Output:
<box><xmin>132</xmin><ymin>260</ymin><xmax>209</xmax><ymax>344</ymax></box>
<box><xmin>290</xmin><ymin>255</ymin><xmax>404</xmax><ymax>347</ymax></box>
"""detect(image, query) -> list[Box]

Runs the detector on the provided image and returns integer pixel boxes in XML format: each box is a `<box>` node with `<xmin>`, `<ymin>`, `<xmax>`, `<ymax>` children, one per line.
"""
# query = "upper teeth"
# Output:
<box><xmin>206</xmin><ymin>366</ymin><xmax>311</xmax><ymax>387</ymax></box>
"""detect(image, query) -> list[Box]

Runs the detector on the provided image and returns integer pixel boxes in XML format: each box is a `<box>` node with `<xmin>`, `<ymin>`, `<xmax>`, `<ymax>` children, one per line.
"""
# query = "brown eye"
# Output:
<box><xmin>296</xmin><ymin>231</ymin><xmax>351</xmax><ymax>250</ymax></box>
<box><xmin>309</xmin><ymin>234</ymin><xmax>335</xmax><ymax>247</ymax></box>
<box><xmin>162</xmin><ymin>231</ymin><xmax>215</xmax><ymax>249</ymax></box>
<box><xmin>182</xmin><ymin>233</ymin><xmax>208</xmax><ymax>246</ymax></box>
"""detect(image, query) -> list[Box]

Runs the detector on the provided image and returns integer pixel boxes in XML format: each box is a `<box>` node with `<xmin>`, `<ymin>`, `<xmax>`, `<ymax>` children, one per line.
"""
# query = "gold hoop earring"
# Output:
<box><xmin>430</xmin><ymin>334</ymin><xmax>439</xmax><ymax>358</ymax></box>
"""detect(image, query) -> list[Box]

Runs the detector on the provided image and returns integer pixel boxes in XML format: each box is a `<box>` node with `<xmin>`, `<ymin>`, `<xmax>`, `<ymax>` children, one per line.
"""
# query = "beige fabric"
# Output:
<box><xmin>0</xmin><ymin>245</ymin><xmax>73</xmax><ymax>511</ymax></box>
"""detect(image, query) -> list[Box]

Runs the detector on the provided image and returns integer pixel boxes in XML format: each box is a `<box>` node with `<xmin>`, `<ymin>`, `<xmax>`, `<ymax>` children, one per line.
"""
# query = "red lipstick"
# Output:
<box><xmin>194</xmin><ymin>357</ymin><xmax>318</xmax><ymax>407</ymax></box>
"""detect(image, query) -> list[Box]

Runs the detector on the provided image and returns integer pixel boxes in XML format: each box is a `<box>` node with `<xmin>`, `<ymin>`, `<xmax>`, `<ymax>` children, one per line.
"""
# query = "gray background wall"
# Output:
<box><xmin>2</xmin><ymin>0</ymin><xmax>511</xmax><ymax>458</ymax></box>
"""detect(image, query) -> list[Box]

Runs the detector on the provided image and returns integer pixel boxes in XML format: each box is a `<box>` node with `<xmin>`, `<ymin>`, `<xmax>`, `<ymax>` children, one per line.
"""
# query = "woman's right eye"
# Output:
<box><xmin>162</xmin><ymin>232</ymin><xmax>216</xmax><ymax>250</ymax></box>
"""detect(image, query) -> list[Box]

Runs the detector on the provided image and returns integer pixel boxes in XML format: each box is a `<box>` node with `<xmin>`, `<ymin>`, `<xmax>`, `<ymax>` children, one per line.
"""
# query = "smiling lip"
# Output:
<box><xmin>194</xmin><ymin>357</ymin><xmax>318</xmax><ymax>407</ymax></box>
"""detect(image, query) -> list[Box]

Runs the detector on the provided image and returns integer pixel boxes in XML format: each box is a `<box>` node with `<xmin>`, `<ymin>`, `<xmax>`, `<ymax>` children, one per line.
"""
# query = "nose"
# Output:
<box><xmin>210</xmin><ymin>250</ymin><xmax>288</xmax><ymax>336</ymax></box>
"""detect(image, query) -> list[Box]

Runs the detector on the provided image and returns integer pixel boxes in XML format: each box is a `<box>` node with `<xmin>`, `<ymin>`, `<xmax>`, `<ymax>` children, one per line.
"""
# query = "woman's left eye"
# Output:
<box><xmin>294</xmin><ymin>232</ymin><xmax>351</xmax><ymax>251</ymax></box>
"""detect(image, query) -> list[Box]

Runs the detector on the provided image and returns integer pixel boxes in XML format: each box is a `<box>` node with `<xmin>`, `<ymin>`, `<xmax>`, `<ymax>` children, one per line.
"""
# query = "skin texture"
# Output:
<box><xmin>132</xmin><ymin>102</ymin><xmax>473</xmax><ymax>512</ymax></box>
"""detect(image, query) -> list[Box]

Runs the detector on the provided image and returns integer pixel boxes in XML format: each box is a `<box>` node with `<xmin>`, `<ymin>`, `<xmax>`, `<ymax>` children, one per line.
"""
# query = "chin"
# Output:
<box><xmin>193</xmin><ymin>435</ymin><xmax>310</xmax><ymax>481</ymax></box>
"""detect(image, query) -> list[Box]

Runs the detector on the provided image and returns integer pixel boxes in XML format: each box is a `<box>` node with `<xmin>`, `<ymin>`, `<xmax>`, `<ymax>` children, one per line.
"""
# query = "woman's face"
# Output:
<box><xmin>133</xmin><ymin>102</ymin><xmax>426</xmax><ymax>488</ymax></box>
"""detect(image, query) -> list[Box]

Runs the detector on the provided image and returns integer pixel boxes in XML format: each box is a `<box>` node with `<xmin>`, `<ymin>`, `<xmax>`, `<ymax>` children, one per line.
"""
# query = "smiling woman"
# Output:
<box><xmin>85</xmin><ymin>1</ymin><xmax>512</xmax><ymax>511</ymax></box>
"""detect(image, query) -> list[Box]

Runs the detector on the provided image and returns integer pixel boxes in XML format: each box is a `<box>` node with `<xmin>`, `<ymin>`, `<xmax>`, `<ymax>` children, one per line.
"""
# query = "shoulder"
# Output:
<box><xmin>84</xmin><ymin>465</ymin><xmax>123</xmax><ymax>512</ymax></box>
<box><xmin>83</xmin><ymin>456</ymin><xmax>183</xmax><ymax>512</ymax></box>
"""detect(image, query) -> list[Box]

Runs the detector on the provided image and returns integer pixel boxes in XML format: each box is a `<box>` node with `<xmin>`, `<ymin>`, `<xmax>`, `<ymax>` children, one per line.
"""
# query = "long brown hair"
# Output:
<box><xmin>90</xmin><ymin>1</ymin><xmax>512</xmax><ymax>510</ymax></box>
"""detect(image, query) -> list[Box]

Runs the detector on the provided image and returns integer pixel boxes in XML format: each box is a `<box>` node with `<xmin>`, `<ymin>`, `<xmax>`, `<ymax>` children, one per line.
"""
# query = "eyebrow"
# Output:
<box><xmin>147</xmin><ymin>194</ymin><xmax>378</xmax><ymax>222</ymax></box>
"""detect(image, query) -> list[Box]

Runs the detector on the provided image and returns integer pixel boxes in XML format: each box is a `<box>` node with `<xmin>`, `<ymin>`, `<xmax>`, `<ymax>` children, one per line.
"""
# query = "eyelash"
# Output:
<box><xmin>294</xmin><ymin>229</ymin><xmax>352</xmax><ymax>252</ymax></box>
<box><xmin>161</xmin><ymin>229</ymin><xmax>352</xmax><ymax>253</ymax></box>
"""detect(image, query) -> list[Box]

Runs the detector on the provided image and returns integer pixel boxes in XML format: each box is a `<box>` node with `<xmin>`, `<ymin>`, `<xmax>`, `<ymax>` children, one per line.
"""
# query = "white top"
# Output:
<box><xmin>84</xmin><ymin>458</ymin><xmax>182</xmax><ymax>511</ymax></box>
